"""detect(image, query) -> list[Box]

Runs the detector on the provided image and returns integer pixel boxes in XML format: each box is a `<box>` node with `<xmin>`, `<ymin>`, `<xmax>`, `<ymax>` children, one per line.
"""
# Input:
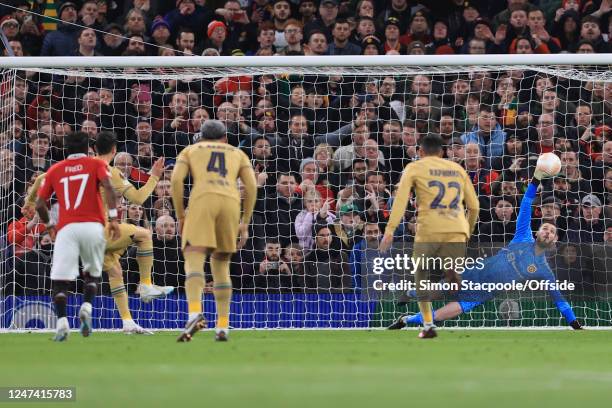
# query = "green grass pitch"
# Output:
<box><xmin>1</xmin><ymin>330</ymin><xmax>611</xmax><ymax>408</ymax></box>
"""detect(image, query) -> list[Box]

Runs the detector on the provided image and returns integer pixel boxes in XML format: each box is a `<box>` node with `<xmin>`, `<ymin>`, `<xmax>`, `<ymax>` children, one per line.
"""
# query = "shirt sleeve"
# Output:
<box><xmin>510</xmin><ymin>182</ymin><xmax>537</xmax><ymax>243</ymax></box>
<box><xmin>119</xmin><ymin>173</ymin><xmax>160</xmax><ymax>206</ymax></box>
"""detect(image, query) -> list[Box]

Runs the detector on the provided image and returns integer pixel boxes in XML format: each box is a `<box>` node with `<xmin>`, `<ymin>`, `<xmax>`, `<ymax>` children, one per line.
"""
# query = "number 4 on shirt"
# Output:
<box><xmin>207</xmin><ymin>152</ymin><xmax>227</xmax><ymax>177</ymax></box>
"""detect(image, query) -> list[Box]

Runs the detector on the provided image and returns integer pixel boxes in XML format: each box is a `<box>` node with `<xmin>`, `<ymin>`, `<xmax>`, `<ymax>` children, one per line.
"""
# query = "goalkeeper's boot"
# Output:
<box><xmin>138</xmin><ymin>284</ymin><xmax>175</xmax><ymax>303</ymax></box>
<box><xmin>177</xmin><ymin>314</ymin><xmax>207</xmax><ymax>342</ymax></box>
<box><xmin>123</xmin><ymin>320</ymin><xmax>153</xmax><ymax>335</ymax></box>
<box><xmin>387</xmin><ymin>314</ymin><xmax>410</xmax><ymax>330</ymax></box>
<box><xmin>215</xmin><ymin>328</ymin><xmax>229</xmax><ymax>342</ymax></box>
<box><xmin>54</xmin><ymin>317</ymin><xmax>70</xmax><ymax>342</ymax></box>
<box><xmin>79</xmin><ymin>302</ymin><xmax>93</xmax><ymax>337</ymax></box>
<box><xmin>418</xmin><ymin>326</ymin><xmax>438</xmax><ymax>339</ymax></box>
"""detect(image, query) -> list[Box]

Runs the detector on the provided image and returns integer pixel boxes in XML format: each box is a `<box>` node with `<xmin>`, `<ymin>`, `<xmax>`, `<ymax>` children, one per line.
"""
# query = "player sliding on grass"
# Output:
<box><xmin>388</xmin><ymin>169</ymin><xmax>584</xmax><ymax>331</ymax></box>
<box><xmin>171</xmin><ymin>120</ymin><xmax>257</xmax><ymax>342</ymax></box>
<box><xmin>379</xmin><ymin>133</ymin><xmax>480</xmax><ymax>339</ymax></box>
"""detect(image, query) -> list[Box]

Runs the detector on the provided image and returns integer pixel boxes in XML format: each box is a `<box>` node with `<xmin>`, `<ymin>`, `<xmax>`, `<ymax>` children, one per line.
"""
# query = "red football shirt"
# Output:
<box><xmin>37</xmin><ymin>154</ymin><xmax>111</xmax><ymax>231</ymax></box>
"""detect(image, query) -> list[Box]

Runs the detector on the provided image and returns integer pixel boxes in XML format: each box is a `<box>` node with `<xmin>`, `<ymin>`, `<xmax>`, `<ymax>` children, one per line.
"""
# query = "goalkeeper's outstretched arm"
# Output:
<box><xmin>544</xmin><ymin>270</ymin><xmax>583</xmax><ymax>329</ymax></box>
<box><xmin>511</xmin><ymin>178</ymin><xmax>539</xmax><ymax>244</ymax></box>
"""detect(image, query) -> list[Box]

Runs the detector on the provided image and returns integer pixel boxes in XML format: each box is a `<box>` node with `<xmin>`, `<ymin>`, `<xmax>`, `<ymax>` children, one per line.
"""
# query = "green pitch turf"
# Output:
<box><xmin>1</xmin><ymin>330</ymin><xmax>611</xmax><ymax>408</ymax></box>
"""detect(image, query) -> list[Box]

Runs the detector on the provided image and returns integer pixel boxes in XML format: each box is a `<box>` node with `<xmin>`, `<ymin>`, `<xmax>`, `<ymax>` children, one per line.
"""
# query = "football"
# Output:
<box><xmin>536</xmin><ymin>152</ymin><xmax>562</xmax><ymax>177</ymax></box>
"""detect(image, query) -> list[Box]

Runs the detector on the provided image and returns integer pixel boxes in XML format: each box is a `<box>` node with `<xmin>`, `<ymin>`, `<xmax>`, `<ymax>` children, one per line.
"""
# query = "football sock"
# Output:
<box><xmin>109</xmin><ymin>275</ymin><xmax>132</xmax><ymax>321</ymax></box>
<box><xmin>210</xmin><ymin>256</ymin><xmax>232</xmax><ymax>330</ymax></box>
<box><xmin>83</xmin><ymin>275</ymin><xmax>99</xmax><ymax>304</ymax></box>
<box><xmin>136</xmin><ymin>239</ymin><xmax>154</xmax><ymax>286</ymax></box>
<box><xmin>404</xmin><ymin>310</ymin><xmax>435</xmax><ymax>325</ymax></box>
<box><xmin>184</xmin><ymin>251</ymin><xmax>206</xmax><ymax>315</ymax></box>
<box><xmin>419</xmin><ymin>301</ymin><xmax>434</xmax><ymax>329</ymax></box>
<box><xmin>52</xmin><ymin>281</ymin><xmax>69</xmax><ymax>319</ymax></box>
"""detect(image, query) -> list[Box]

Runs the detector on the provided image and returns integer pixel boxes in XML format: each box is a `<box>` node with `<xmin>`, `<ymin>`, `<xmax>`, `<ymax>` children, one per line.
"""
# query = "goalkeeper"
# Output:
<box><xmin>389</xmin><ymin>172</ymin><xmax>583</xmax><ymax>330</ymax></box>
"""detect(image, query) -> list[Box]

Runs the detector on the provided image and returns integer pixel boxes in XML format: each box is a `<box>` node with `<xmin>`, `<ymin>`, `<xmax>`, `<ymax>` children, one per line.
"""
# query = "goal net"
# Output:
<box><xmin>1</xmin><ymin>55</ymin><xmax>611</xmax><ymax>330</ymax></box>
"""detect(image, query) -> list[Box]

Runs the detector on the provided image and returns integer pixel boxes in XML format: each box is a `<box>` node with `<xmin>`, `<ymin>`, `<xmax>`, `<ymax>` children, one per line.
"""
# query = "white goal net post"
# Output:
<box><xmin>1</xmin><ymin>54</ymin><xmax>612</xmax><ymax>330</ymax></box>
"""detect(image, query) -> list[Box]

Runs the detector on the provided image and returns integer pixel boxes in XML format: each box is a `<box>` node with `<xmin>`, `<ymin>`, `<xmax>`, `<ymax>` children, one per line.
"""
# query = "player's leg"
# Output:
<box><xmin>79</xmin><ymin>272</ymin><xmax>100</xmax><ymax>337</ymax></box>
<box><xmin>177</xmin><ymin>246</ymin><xmax>209</xmax><ymax>342</ymax></box>
<box><xmin>208</xmin><ymin>199</ymin><xmax>240</xmax><ymax>341</ymax></box>
<box><xmin>105</xmin><ymin>262</ymin><xmax>152</xmax><ymax>334</ymax></box>
<box><xmin>103</xmin><ymin>224</ymin><xmax>136</xmax><ymax>328</ymax></box>
<box><xmin>210</xmin><ymin>252</ymin><xmax>232</xmax><ymax>341</ymax></box>
<box><xmin>51</xmin><ymin>280</ymin><xmax>71</xmax><ymax>341</ymax></box>
<box><xmin>130</xmin><ymin>225</ymin><xmax>174</xmax><ymax>301</ymax></box>
<box><xmin>49</xmin><ymin>224</ymin><xmax>80</xmax><ymax>341</ymax></box>
<box><xmin>104</xmin><ymin>254</ymin><xmax>132</xmax><ymax>321</ymax></box>
<box><xmin>177</xmin><ymin>198</ymin><xmax>226</xmax><ymax>342</ymax></box>
<box><xmin>412</xmin><ymin>240</ymin><xmax>437</xmax><ymax>338</ymax></box>
<box><xmin>388</xmin><ymin>302</ymin><xmax>462</xmax><ymax>329</ymax></box>
<box><xmin>77</xmin><ymin>222</ymin><xmax>106</xmax><ymax>337</ymax></box>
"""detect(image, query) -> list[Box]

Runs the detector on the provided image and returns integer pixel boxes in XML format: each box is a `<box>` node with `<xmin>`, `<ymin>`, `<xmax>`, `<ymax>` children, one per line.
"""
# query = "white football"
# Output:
<box><xmin>536</xmin><ymin>152</ymin><xmax>562</xmax><ymax>177</ymax></box>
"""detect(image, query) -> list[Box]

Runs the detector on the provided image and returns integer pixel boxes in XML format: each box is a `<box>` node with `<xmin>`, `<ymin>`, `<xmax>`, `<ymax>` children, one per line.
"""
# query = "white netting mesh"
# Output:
<box><xmin>1</xmin><ymin>60</ymin><xmax>612</xmax><ymax>329</ymax></box>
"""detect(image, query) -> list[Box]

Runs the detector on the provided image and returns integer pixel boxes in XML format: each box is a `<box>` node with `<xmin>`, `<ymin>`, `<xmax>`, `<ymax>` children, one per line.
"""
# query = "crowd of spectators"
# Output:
<box><xmin>1</xmin><ymin>0</ymin><xmax>612</xmax><ymax>299</ymax></box>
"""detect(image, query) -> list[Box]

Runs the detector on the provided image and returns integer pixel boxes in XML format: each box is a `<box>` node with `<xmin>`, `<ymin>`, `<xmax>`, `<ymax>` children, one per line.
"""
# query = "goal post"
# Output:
<box><xmin>1</xmin><ymin>54</ymin><xmax>611</xmax><ymax>330</ymax></box>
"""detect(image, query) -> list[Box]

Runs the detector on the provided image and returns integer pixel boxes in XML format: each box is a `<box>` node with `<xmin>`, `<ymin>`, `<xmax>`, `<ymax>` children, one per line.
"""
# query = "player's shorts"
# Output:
<box><xmin>182</xmin><ymin>195</ymin><xmax>240</xmax><ymax>253</ymax></box>
<box><xmin>412</xmin><ymin>232</ymin><xmax>468</xmax><ymax>297</ymax></box>
<box><xmin>412</xmin><ymin>232</ymin><xmax>468</xmax><ymax>267</ymax></box>
<box><xmin>50</xmin><ymin>222</ymin><xmax>106</xmax><ymax>280</ymax></box>
<box><xmin>103</xmin><ymin>223</ymin><xmax>139</xmax><ymax>271</ymax></box>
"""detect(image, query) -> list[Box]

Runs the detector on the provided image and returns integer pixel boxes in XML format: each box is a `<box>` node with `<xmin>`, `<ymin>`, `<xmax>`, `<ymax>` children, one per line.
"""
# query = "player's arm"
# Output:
<box><xmin>118</xmin><ymin>175</ymin><xmax>159</xmax><ymax>205</ymax></box>
<box><xmin>385</xmin><ymin>168</ymin><xmax>413</xmax><ymax>237</ymax></box>
<box><xmin>35</xmin><ymin>173</ymin><xmax>55</xmax><ymax>239</ymax></box>
<box><xmin>543</xmin><ymin>270</ymin><xmax>582</xmax><ymax>329</ymax></box>
<box><xmin>116</xmin><ymin>157</ymin><xmax>164</xmax><ymax>205</ymax></box>
<box><xmin>98</xmin><ymin>164</ymin><xmax>120</xmax><ymax>240</ymax></box>
<box><xmin>380</xmin><ymin>168</ymin><xmax>413</xmax><ymax>251</ymax></box>
<box><xmin>510</xmin><ymin>179</ymin><xmax>539</xmax><ymax>243</ymax></box>
<box><xmin>463</xmin><ymin>171</ymin><xmax>480</xmax><ymax>238</ymax></box>
<box><xmin>25</xmin><ymin>173</ymin><xmax>46</xmax><ymax>209</ymax></box>
<box><xmin>239</xmin><ymin>164</ymin><xmax>257</xmax><ymax>226</ymax></box>
<box><xmin>237</xmin><ymin>155</ymin><xmax>257</xmax><ymax>249</ymax></box>
<box><xmin>170</xmin><ymin>154</ymin><xmax>189</xmax><ymax>223</ymax></box>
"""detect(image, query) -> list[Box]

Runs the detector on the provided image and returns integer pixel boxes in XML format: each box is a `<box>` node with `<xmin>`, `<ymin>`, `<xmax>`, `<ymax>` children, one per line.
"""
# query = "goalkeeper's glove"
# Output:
<box><xmin>533</xmin><ymin>168</ymin><xmax>546</xmax><ymax>180</ymax></box>
<box><xmin>569</xmin><ymin>320</ymin><xmax>583</xmax><ymax>330</ymax></box>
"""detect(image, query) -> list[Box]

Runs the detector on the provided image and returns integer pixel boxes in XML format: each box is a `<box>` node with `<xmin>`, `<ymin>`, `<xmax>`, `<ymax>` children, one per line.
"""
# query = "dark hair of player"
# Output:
<box><xmin>420</xmin><ymin>133</ymin><xmax>444</xmax><ymax>156</ymax></box>
<box><xmin>95</xmin><ymin>131</ymin><xmax>118</xmax><ymax>155</ymax></box>
<box><xmin>65</xmin><ymin>131</ymin><xmax>90</xmax><ymax>155</ymax></box>
<box><xmin>200</xmin><ymin>119</ymin><xmax>227</xmax><ymax>140</ymax></box>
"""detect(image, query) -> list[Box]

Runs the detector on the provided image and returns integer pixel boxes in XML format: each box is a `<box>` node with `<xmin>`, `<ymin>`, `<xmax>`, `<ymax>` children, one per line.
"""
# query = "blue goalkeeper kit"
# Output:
<box><xmin>450</xmin><ymin>182</ymin><xmax>577</xmax><ymax>324</ymax></box>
